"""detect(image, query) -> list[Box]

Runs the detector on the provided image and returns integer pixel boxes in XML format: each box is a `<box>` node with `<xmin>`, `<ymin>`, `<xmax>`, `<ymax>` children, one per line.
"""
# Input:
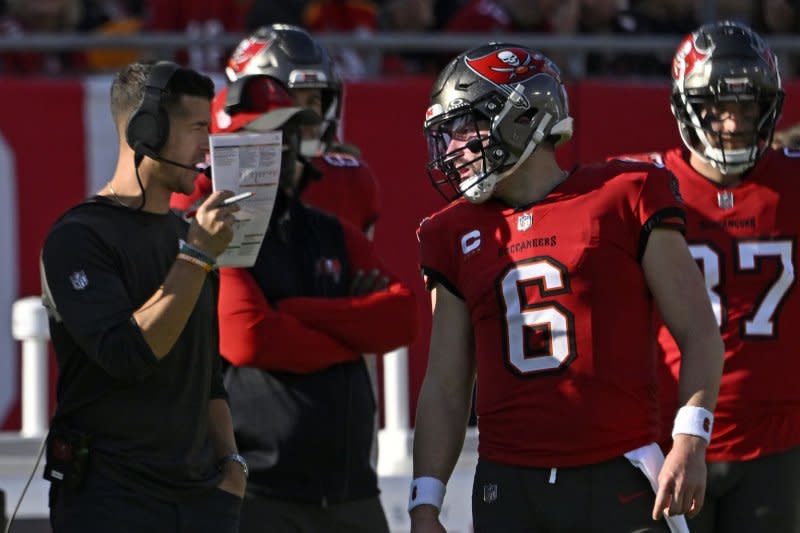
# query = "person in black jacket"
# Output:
<box><xmin>171</xmin><ymin>74</ymin><xmax>418</xmax><ymax>533</ymax></box>
<box><xmin>40</xmin><ymin>60</ymin><xmax>246</xmax><ymax>533</ymax></box>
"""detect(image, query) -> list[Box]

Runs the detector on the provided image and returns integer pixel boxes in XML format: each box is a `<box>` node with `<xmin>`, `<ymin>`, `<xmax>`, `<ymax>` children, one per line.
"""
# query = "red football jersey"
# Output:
<box><xmin>617</xmin><ymin>147</ymin><xmax>800</xmax><ymax>462</ymax></box>
<box><xmin>418</xmin><ymin>161</ymin><xmax>685</xmax><ymax>467</ymax></box>
<box><xmin>302</xmin><ymin>151</ymin><xmax>380</xmax><ymax>233</ymax></box>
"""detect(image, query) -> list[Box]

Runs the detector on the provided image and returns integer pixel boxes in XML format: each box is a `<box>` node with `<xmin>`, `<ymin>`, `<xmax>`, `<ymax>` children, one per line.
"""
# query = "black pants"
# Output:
<box><xmin>472</xmin><ymin>457</ymin><xmax>670</xmax><ymax>533</ymax></box>
<box><xmin>688</xmin><ymin>445</ymin><xmax>800</xmax><ymax>533</ymax></box>
<box><xmin>50</xmin><ymin>470</ymin><xmax>241</xmax><ymax>533</ymax></box>
<box><xmin>238</xmin><ymin>493</ymin><xmax>389</xmax><ymax>533</ymax></box>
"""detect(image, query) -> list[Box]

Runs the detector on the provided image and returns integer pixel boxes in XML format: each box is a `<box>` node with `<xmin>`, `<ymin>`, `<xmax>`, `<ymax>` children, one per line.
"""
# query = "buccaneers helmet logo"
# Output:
<box><xmin>227</xmin><ymin>37</ymin><xmax>271</xmax><ymax>75</ymax></box>
<box><xmin>672</xmin><ymin>34</ymin><xmax>712</xmax><ymax>83</ymax></box>
<box><xmin>466</xmin><ymin>48</ymin><xmax>559</xmax><ymax>87</ymax></box>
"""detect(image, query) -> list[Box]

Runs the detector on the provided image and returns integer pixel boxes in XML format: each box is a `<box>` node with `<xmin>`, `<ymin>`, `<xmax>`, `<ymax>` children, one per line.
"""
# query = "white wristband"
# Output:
<box><xmin>672</xmin><ymin>405</ymin><xmax>714</xmax><ymax>443</ymax></box>
<box><xmin>408</xmin><ymin>476</ymin><xmax>446</xmax><ymax>513</ymax></box>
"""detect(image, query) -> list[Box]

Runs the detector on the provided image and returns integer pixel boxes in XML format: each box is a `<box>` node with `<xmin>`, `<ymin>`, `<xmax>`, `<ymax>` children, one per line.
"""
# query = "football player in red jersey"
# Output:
<box><xmin>409</xmin><ymin>42</ymin><xmax>724</xmax><ymax>533</ymax></box>
<box><xmin>612</xmin><ymin>21</ymin><xmax>800</xmax><ymax>533</ymax></box>
<box><xmin>172</xmin><ymin>75</ymin><xmax>417</xmax><ymax>533</ymax></box>
<box><xmin>225</xmin><ymin>23</ymin><xmax>381</xmax><ymax>238</ymax></box>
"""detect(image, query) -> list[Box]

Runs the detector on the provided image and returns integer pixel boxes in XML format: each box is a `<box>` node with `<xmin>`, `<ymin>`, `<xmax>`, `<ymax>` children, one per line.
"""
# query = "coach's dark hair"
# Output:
<box><xmin>110</xmin><ymin>61</ymin><xmax>215</xmax><ymax>127</ymax></box>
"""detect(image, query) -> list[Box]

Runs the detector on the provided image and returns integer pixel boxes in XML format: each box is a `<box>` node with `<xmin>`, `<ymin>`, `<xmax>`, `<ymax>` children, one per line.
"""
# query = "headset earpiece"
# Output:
<box><xmin>125</xmin><ymin>62</ymin><xmax>180</xmax><ymax>155</ymax></box>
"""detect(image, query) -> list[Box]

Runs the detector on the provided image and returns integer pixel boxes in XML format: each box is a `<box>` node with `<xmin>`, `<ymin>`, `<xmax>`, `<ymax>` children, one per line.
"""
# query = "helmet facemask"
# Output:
<box><xmin>671</xmin><ymin>21</ymin><xmax>784</xmax><ymax>175</ymax></box>
<box><xmin>426</xmin><ymin>106</ymin><xmax>508</xmax><ymax>203</ymax></box>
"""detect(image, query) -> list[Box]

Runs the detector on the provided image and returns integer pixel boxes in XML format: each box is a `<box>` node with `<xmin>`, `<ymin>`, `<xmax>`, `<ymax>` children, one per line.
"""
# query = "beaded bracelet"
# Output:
<box><xmin>178</xmin><ymin>239</ymin><xmax>216</xmax><ymax>269</ymax></box>
<box><xmin>177</xmin><ymin>253</ymin><xmax>214</xmax><ymax>273</ymax></box>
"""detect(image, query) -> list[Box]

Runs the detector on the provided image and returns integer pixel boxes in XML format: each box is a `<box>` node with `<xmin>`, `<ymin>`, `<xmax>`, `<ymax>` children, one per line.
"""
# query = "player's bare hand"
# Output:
<box><xmin>186</xmin><ymin>190</ymin><xmax>240</xmax><ymax>257</ymax></box>
<box><xmin>653</xmin><ymin>434</ymin><xmax>707</xmax><ymax>520</ymax></box>
<box><xmin>349</xmin><ymin>269</ymin><xmax>389</xmax><ymax>296</ymax></box>
<box><xmin>410</xmin><ymin>505</ymin><xmax>446</xmax><ymax>533</ymax></box>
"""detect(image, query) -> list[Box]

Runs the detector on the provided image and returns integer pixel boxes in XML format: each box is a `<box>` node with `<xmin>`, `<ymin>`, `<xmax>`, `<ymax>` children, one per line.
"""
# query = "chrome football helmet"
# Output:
<box><xmin>671</xmin><ymin>20</ymin><xmax>784</xmax><ymax>175</ymax></box>
<box><xmin>424</xmin><ymin>43</ymin><xmax>573</xmax><ymax>203</ymax></box>
<box><xmin>226</xmin><ymin>24</ymin><xmax>342</xmax><ymax>157</ymax></box>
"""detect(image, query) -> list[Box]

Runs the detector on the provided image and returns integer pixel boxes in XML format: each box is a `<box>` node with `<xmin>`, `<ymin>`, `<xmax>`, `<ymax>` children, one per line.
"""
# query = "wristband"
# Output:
<box><xmin>218</xmin><ymin>453</ymin><xmax>249</xmax><ymax>478</ymax></box>
<box><xmin>408</xmin><ymin>476</ymin><xmax>446</xmax><ymax>513</ymax></box>
<box><xmin>179</xmin><ymin>239</ymin><xmax>216</xmax><ymax>268</ymax></box>
<box><xmin>672</xmin><ymin>405</ymin><xmax>714</xmax><ymax>443</ymax></box>
<box><xmin>177</xmin><ymin>253</ymin><xmax>214</xmax><ymax>273</ymax></box>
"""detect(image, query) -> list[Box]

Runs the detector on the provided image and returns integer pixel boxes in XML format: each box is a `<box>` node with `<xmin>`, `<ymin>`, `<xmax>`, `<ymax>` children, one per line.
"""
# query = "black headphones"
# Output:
<box><xmin>125</xmin><ymin>61</ymin><xmax>180</xmax><ymax>156</ymax></box>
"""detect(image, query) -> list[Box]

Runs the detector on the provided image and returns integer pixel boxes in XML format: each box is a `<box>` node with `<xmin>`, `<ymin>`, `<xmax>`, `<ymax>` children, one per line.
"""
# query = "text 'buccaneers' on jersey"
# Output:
<box><xmin>418</xmin><ymin>159</ymin><xmax>685</xmax><ymax>467</ymax></box>
<box><xmin>410</xmin><ymin>41</ymin><xmax>722</xmax><ymax>533</ymax></box>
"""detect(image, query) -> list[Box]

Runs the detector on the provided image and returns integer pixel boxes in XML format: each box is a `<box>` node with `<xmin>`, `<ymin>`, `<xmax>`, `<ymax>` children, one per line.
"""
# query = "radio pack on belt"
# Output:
<box><xmin>43</xmin><ymin>427</ymin><xmax>91</xmax><ymax>491</ymax></box>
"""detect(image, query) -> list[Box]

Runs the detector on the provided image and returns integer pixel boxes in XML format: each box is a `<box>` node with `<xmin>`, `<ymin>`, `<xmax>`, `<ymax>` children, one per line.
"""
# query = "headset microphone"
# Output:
<box><xmin>133</xmin><ymin>142</ymin><xmax>209</xmax><ymax>176</ymax></box>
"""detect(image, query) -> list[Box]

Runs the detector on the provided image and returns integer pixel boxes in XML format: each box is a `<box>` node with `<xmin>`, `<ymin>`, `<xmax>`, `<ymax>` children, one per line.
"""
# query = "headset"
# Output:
<box><xmin>125</xmin><ymin>61</ymin><xmax>180</xmax><ymax>158</ymax></box>
<box><xmin>123</xmin><ymin>60</ymin><xmax>206</xmax><ymax>181</ymax></box>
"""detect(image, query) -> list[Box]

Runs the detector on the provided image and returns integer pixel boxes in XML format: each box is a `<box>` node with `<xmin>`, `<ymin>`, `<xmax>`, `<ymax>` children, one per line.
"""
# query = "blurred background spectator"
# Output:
<box><xmin>143</xmin><ymin>0</ymin><xmax>250</xmax><ymax>71</ymax></box>
<box><xmin>303</xmin><ymin>0</ymin><xmax>379</xmax><ymax>78</ymax></box>
<box><xmin>0</xmin><ymin>0</ymin><xmax>797</xmax><ymax>78</ymax></box>
<box><xmin>246</xmin><ymin>0</ymin><xmax>307</xmax><ymax>29</ymax></box>
<box><xmin>378</xmin><ymin>0</ymin><xmax>439</xmax><ymax>75</ymax></box>
<box><xmin>0</xmin><ymin>0</ymin><xmax>97</xmax><ymax>74</ymax></box>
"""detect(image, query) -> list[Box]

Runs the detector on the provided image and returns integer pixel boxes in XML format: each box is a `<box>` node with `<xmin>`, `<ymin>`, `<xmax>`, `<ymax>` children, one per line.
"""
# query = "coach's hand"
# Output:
<box><xmin>654</xmin><ymin>434</ymin><xmax>707</xmax><ymax>520</ymax></box>
<box><xmin>186</xmin><ymin>190</ymin><xmax>239</xmax><ymax>258</ymax></box>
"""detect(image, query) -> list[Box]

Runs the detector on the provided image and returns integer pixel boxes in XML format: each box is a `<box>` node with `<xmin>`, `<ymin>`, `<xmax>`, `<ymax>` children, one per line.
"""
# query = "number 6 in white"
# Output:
<box><xmin>499</xmin><ymin>259</ymin><xmax>575</xmax><ymax>375</ymax></box>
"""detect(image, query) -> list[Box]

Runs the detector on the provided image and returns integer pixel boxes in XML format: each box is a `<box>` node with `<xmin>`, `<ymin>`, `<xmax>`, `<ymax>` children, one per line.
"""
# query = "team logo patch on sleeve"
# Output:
<box><xmin>69</xmin><ymin>270</ymin><xmax>89</xmax><ymax>290</ymax></box>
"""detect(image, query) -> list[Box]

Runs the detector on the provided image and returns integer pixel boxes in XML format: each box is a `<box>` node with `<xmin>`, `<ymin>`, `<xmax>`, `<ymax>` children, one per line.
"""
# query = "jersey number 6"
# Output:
<box><xmin>498</xmin><ymin>258</ymin><xmax>577</xmax><ymax>376</ymax></box>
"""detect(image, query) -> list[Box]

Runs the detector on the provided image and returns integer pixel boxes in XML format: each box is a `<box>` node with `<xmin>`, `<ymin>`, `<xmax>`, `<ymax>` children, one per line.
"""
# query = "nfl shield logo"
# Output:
<box><xmin>69</xmin><ymin>270</ymin><xmax>89</xmax><ymax>290</ymax></box>
<box><xmin>483</xmin><ymin>483</ymin><xmax>498</xmax><ymax>503</ymax></box>
<box><xmin>717</xmin><ymin>191</ymin><xmax>734</xmax><ymax>210</ymax></box>
<box><xmin>517</xmin><ymin>212</ymin><xmax>533</xmax><ymax>232</ymax></box>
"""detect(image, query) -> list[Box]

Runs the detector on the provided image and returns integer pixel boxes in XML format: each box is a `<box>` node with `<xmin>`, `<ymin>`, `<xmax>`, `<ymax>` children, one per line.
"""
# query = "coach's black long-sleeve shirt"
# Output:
<box><xmin>40</xmin><ymin>197</ymin><xmax>226</xmax><ymax>502</ymax></box>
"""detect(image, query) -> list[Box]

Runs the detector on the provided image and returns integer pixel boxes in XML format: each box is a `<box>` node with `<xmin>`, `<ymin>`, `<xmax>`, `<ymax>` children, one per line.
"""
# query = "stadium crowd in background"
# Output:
<box><xmin>0</xmin><ymin>0</ymin><xmax>797</xmax><ymax>77</ymax></box>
